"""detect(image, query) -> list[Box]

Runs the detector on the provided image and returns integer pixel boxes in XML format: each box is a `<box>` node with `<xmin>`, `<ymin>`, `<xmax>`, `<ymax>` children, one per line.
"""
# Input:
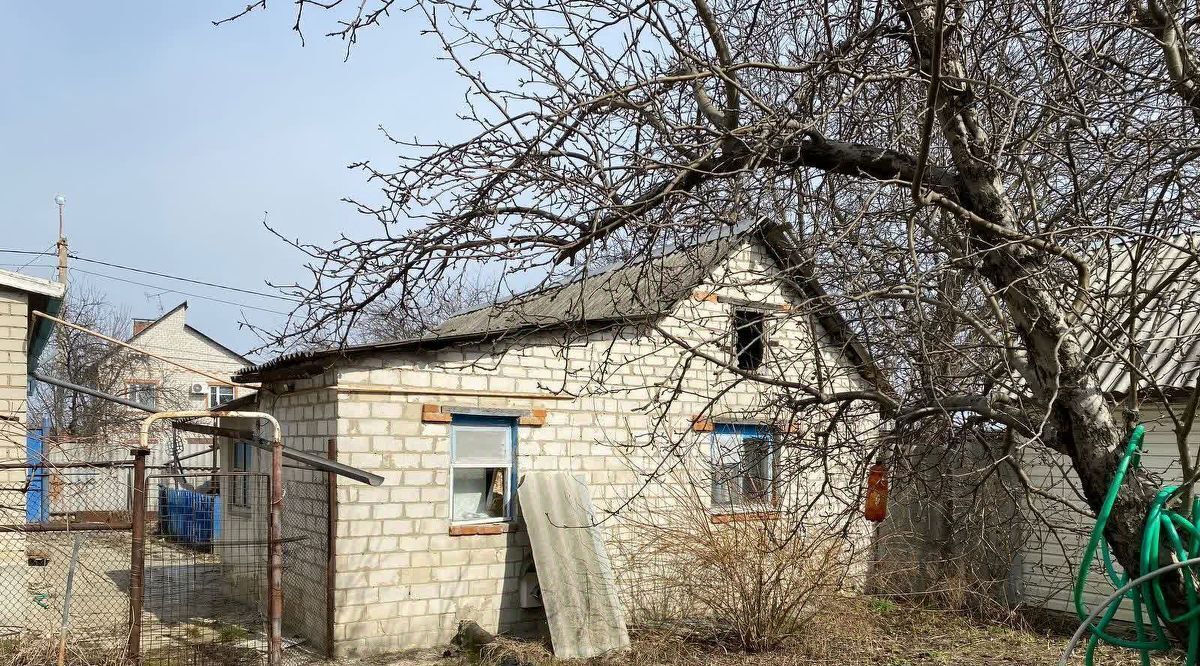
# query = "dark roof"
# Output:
<box><xmin>434</xmin><ymin>233</ymin><xmax>736</xmax><ymax>339</ymax></box>
<box><xmin>235</xmin><ymin>223</ymin><xmax>882</xmax><ymax>389</ymax></box>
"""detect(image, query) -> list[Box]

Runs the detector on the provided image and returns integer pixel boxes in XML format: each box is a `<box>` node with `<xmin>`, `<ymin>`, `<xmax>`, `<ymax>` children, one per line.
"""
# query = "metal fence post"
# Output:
<box><xmin>268</xmin><ymin>435</ymin><xmax>283</xmax><ymax>666</ymax></box>
<box><xmin>126</xmin><ymin>448</ymin><xmax>148</xmax><ymax>665</ymax></box>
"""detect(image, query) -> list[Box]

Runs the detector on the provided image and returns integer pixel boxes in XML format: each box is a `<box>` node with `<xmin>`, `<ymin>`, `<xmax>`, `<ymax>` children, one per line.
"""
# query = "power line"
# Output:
<box><xmin>70</xmin><ymin>266</ymin><xmax>295</xmax><ymax>316</ymax></box>
<box><xmin>68</xmin><ymin>253</ymin><xmax>302</xmax><ymax>303</ymax></box>
<box><xmin>0</xmin><ymin>249</ymin><xmax>53</xmax><ymax>257</ymax></box>
<box><xmin>0</xmin><ymin>248</ymin><xmax>303</xmax><ymax>304</ymax></box>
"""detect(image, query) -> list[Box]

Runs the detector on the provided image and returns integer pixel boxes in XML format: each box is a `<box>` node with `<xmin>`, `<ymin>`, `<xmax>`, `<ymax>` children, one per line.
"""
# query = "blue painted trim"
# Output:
<box><xmin>710</xmin><ymin>422</ymin><xmax>775</xmax><ymax>506</ymax></box>
<box><xmin>714</xmin><ymin>423</ymin><xmax>764</xmax><ymax>438</ymax></box>
<box><xmin>25</xmin><ymin>419</ymin><xmax>49</xmax><ymax>524</ymax></box>
<box><xmin>449</xmin><ymin>414</ymin><xmax>518</xmax><ymax>522</ymax></box>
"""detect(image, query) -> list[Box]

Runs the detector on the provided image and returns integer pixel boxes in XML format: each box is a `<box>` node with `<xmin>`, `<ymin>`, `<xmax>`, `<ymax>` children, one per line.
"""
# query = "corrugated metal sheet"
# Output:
<box><xmin>235</xmin><ymin>221</ymin><xmax>881</xmax><ymax>386</ymax></box>
<box><xmin>236</xmin><ymin>229</ymin><xmax>744</xmax><ymax>381</ymax></box>
<box><xmin>518</xmin><ymin>472</ymin><xmax>630</xmax><ymax>658</ymax></box>
<box><xmin>1087</xmin><ymin>237</ymin><xmax>1200</xmax><ymax>393</ymax></box>
<box><xmin>433</xmin><ymin>236</ymin><xmax>732</xmax><ymax>339</ymax></box>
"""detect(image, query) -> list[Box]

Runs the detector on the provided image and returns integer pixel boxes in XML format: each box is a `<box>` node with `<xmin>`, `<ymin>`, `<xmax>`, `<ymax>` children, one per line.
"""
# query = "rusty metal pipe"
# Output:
<box><xmin>268</xmin><ymin>431</ymin><xmax>283</xmax><ymax>666</ymax></box>
<box><xmin>126</xmin><ymin>448</ymin><xmax>148</xmax><ymax>665</ymax></box>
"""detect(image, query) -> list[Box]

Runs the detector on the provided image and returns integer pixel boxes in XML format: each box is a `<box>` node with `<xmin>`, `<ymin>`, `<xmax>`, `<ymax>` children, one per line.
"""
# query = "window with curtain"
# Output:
<box><xmin>450</xmin><ymin>416</ymin><xmax>516</xmax><ymax>523</ymax></box>
<box><xmin>711</xmin><ymin>423</ymin><xmax>774</xmax><ymax>508</ymax></box>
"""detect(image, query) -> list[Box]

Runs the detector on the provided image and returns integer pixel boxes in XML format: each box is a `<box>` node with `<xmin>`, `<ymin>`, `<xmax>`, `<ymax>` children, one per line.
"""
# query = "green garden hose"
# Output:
<box><xmin>1073</xmin><ymin>424</ymin><xmax>1200</xmax><ymax>665</ymax></box>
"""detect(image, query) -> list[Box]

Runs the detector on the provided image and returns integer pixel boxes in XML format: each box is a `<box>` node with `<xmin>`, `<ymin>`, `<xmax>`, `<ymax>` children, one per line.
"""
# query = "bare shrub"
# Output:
<box><xmin>615</xmin><ymin>482</ymin><xmax>853</xmax><ymax>652</ymax></box>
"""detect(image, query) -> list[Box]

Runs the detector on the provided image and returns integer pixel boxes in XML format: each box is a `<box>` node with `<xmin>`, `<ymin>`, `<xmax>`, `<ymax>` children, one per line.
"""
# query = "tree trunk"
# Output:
<box><xmin>981</xmin><ymin>248</ymin><xmax>1188</xmax><ymax>637</ymax></box>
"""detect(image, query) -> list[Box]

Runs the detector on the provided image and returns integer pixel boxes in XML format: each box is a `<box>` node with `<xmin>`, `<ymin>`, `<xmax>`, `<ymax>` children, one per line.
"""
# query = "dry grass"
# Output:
<box><xmin>0</xmin><ymin>631</ymin><xmax>123</xmax><ymax>666</ymax></box>
<box><xmin>437</xmin><ymin>595</ymin><xmax>1189</xmax><ymax>666</ymax></box>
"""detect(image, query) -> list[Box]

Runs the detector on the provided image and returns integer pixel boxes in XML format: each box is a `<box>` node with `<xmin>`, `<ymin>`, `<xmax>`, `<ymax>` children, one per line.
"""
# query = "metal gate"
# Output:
<box><xmin>137</xmin><ymin>470</ymin><xmax>272</xmax><ymax>665</ymax></box>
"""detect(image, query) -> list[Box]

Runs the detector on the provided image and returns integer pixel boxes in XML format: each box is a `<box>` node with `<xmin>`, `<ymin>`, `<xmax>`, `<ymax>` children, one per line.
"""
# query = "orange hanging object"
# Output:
<box><xmin>864</xmin><ymin>463</ymin><xmax>889</xmax><ymax>523</ymax></box>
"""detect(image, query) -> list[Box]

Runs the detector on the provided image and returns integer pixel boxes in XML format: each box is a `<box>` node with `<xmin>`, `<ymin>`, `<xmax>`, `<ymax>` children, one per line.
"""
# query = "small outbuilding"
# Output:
<box><xmin>218</xmin><ymin>223</ymin><xmax>883</xmax><ymax>657</ymax></box>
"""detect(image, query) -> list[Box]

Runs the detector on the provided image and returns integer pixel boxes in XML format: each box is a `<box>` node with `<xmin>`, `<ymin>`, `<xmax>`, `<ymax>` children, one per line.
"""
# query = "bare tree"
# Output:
<box><xmin>352</xmin><ymin>276</ymin><xmax>489</xmax><ymax>343</ymax></box>
<box><xmin>29</xmin><ymin>286</ymin><xmax>186</xmax><ymax>453</ymax></box>
<box><xmin>224</xmin><ymin>0</ymin><xmax>1200</xmax><ymax>634</ymax></box>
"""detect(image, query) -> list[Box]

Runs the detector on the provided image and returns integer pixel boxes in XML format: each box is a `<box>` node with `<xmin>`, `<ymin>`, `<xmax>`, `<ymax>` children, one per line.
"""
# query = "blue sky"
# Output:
<box><xmin>2</xmin><ymin>3</ymin><xmax>465</xmax><ymax>359</ymax></box>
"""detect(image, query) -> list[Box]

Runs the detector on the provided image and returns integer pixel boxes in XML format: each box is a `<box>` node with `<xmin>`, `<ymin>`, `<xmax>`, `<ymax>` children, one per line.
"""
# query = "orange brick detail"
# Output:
<box><xmin>692</xmin><ymin>416</ymin><xmax>715</xmax><ymax>432</ymax></box>
<box><xmin>518</xmin><ymin>408</ymin><xmax>548</xmax><ymax>427</ymax></box>
<box><xmin>710</xmin><ymin>511</ymin><xmax>780</xmax><ymax>524</ymax></box>
<box><xmin>691</xmin><ymin>290</ymin><xmax>719</xmax><ymax>303</ymax></box>
<box><xmin>421</xmin><ymin>403</ymin><xmax>452</xmax><ymax>423</ymax></box>
<box><xmin>449</xmin><ymin>522</ymin><xmax>520</xmax><ymax>536</ymax></box>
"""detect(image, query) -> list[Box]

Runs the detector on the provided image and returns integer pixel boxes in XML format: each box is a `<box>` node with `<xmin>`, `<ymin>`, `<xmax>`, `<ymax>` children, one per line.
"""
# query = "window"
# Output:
<box><xmin>711</xmin><ymin>424</ymin><xmax>774</xmax><ymax>508</ymax></box>
<box><xmin>732</xmin><ymin>309</ymin><xmax>766</xmax><ymax>370</ymax></box>
<box><xmin>128</xmin><ymin>383</ymin><xmax>157</xmax><ymax>409</ymax></box>
<box><xmin>450</xmin><ymin>416</ymin><xmax>516</xmax><ymax>523</ymax></box>
<box><xmin>209</xmin><ymin>385</ymin><xmax>235</xmax><ymax>408</ymax></box>
<box><xmin>231</xmin><ymin>441</ymin><xmax>253</xmax><ymax>508</ymax></box>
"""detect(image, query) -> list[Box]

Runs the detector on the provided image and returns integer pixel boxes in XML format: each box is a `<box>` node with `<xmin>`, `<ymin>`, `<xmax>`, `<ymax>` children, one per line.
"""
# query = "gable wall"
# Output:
<box><xmin>122</xmin><ymin>306</ymin><xmax>251</xmax><ymax>463</ymax></box>
<box><xmin>265</xmin><ymin>241</ymin><xmax>878</xmax><ymax>656</ymax></box>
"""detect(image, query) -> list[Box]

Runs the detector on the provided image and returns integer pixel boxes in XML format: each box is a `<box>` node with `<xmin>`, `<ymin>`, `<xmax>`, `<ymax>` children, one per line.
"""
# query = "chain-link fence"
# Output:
<box><xmin>1</xmin><ymin>443</ymin><xmax>134</xmax><ymax>664</ymax></box>
<box><xmin>0</xmin><ymin>443</ymin><xmax>331</xmax><ymax>666</ymax></box>
<box><xmin>139</xmin><ymin>470</ymin><xmax>272</xmax><ymax>665</ymax></box>
<box><xmin>281</xmin><ymin>452</ymin><xmax>332</xmax><ymax>662</ymax></box>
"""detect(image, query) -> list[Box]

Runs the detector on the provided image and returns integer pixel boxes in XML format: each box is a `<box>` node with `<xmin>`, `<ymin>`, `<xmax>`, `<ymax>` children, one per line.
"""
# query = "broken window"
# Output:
<box><xmin>732</xmin><ymin>309</ymin><xmax>766</xmax><ymax>371</ymax></box>
<box><xmin>451</xmin><ymin>416</ymin><xmax>515</xmax><ymax>522</ymax></box>
<box><xmin>711</xmin><ymin>424</ymin><xmax>774</xmax><ymax>508</ymax></box>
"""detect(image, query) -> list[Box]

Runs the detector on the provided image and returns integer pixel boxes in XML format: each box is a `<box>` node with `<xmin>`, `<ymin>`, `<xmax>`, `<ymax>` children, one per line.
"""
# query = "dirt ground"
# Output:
<box><xmin>331</xmin><ymin>597</ymin><xmax>1189</xmax><ymax>666</ymax></box>
<box><xmin>2</xmin><ymin>530</ymin><xmax>325</xmax><ymax>665</ymax></box>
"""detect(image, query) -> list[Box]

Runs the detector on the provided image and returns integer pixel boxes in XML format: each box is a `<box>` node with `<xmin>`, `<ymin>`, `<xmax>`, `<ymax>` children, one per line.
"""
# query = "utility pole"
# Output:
<box><xmin>54</xmin><ymin>194</ymin><xmax>68</xmax><ymax>285</ymax></box>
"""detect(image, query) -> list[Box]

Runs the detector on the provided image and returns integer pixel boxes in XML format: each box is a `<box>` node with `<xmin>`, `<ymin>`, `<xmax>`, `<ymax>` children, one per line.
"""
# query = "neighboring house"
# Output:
<box><xmin>1016</xmin><ymin>239</ymin><xmax>1200</xmax><ymax>621</ymax></box>
<box><xmin>0</xmin><ymin>268</ymin><xmax>64</xmax><ymax>628</ymax></box>
<box><xmin>0</xmin><ymin>268</ymin><xmax>64</xmax><ymax>472</ymax></box>
<box><xmin>119</xmin><ymin>302</ymin><xmax>253</xmax><ymax>467</ymax></box>
<box><xmin>215</xmin><ymin>222</ymin><xmax>882</xmax><ymax>657</ymax></box>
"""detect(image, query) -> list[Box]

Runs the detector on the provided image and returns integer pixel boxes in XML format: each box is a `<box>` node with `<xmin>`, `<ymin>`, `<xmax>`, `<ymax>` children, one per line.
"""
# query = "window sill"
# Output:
<box><xmin>710</xmin><ymin>511</ymin><xmax>780</xmax><ymax>524</ymax></box>
<box><xmin>449</xmin><ymin>522</ymin><xmax>520</xmax><ymax>536</ymax></box>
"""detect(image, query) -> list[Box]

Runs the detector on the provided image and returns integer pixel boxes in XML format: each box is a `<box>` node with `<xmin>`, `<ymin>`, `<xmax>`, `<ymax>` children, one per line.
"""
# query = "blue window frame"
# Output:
<box><xmin>711</xmin><ymin>423</ymin><xmax>775</xmax><ymax>508</ymax></box>
<box><xmin>450</xmin><ymin>415</ymin><xmax>517</xmax><ymax>523</ymax></box>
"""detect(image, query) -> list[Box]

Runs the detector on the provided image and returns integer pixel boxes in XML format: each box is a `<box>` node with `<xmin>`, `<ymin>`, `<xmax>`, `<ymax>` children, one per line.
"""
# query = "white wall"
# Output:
<box><xmin>262</xmin><ymin>239</ymin><xmax>878</xmax><ymax>656</ymax></box>
<box><xmin>1019</xmin><ymin>407</ymin><xmax>1189</xmax><ymax>622</ymax></box>
<box><xmin>120</xmin><ymin>304</ymin><xmax>251</xmax><ymax>467</ymax></box>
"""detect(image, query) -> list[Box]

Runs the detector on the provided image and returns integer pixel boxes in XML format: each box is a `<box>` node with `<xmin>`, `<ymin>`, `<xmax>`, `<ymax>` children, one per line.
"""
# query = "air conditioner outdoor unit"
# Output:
<box><xmin>189</xmin><ymin>382</ymin><xmax>207</xmax><ymax>395</ymax></box>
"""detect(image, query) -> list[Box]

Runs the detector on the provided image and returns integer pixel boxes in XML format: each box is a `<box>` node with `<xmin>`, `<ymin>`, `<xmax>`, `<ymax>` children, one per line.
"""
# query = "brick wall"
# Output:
<box><xmin>0</xmin><ymin>288</ymin><xmax>30</xmax><ymax>509</ymax></box>
<box><xmin>263</xmin><ymin>240</ymin><xmax>879</xmax><ymax>656</ymax></box>
<box><xmin>0</xmin><ymin>288</ymin><xmax>30</xmax><ymax>631</ymax></box>
<box><xmin>120</xmin><ymin>305</ymin><xmax>250</xmax><ymax>464</ymax></box>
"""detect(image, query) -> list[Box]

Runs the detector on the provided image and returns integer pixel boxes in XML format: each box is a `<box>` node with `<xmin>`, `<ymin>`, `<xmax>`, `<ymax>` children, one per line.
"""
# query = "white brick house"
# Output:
<box><xmin>120</xmin><ymin>301</ymin><xmax>252</xmax><ymax>465</ymax></box>
<box><xmin>222</xmin><ymin>223</ymin><xmax>883</xmax><ymax>657</ymax></box>
<box><xmin>0</xmin><ymin>268</ymin><xmax>64</xmax><ymax>629</ymax></box>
